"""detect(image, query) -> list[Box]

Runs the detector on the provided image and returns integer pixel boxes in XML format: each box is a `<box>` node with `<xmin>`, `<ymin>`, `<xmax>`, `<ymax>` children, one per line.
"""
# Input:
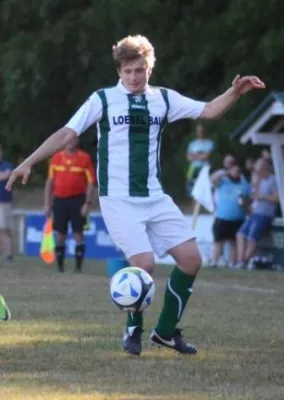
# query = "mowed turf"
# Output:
<box><xmin>1</xmin><ymin>257</ymin><xmax>284</xmax><ymax>400</ymax></box>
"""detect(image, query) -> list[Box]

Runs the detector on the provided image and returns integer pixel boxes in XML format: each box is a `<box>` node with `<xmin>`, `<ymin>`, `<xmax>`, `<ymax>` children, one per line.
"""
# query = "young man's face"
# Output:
<box><xmin>118</xmin><ymin>57</ymin><xmax>152</xmax><ymax>94</ymax></box>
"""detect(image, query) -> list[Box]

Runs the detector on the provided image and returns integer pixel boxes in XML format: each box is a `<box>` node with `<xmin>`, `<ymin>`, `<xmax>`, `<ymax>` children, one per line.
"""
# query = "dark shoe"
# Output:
<box><xmin>150</xmin><ymin>328</ymin><xmax>197</xmax><ymax>355</ymax></box>
<box><xmin>123</xmin><ymin>326</ymin><xmax>143</xmax><ymax>356</ymax></box>
<box><xmin>74</xmin><ymin>267</ymin><xmax>82</xmax><ymax>274</ymax></box>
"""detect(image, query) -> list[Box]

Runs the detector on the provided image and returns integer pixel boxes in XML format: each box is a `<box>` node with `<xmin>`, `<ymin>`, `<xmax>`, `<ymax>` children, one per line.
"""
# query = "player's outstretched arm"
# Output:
<box><xmin>200</xmin><ymin>75</ymin><xmax>265</xmax><ymax>120</ymax></box>
<box><xmin>6</xmin><ymin>127</ymin><xmax>77</xmax><ymax>191</ymax></box>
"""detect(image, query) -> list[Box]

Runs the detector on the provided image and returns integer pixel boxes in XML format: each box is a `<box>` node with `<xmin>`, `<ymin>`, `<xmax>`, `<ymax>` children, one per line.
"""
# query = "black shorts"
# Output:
<box><xmin>53</xmin><ymin>194</ymin><xmax>86</xmax><ymax>235</ymax></box>
<box><xmin>212</xmin><ymin>218</ymin><xmax>244</xmax><ymax>242</ymax></box>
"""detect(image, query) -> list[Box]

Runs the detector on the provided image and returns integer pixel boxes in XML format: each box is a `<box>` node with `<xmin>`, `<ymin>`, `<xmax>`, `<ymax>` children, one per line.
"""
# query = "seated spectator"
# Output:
<box><xmin>210</xmin><ymin>164</ymin><xmax>250</xmax><ymax>268</ymax></box>
<box><xmin>236</xmin><ymin>158</ymin><xmax>278</xmax><ymax>269</ymax></box>
<box><xmin>186</xmin><ymin>124</ymin><xmax>214</xmax><ymax>196</ymax></box>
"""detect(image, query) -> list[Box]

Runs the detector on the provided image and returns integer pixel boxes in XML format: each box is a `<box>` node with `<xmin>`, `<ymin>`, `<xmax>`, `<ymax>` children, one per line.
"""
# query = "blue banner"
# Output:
<box><xmin>25</xmin><ymin>213</ymin><xmax>124</xmax><ymax>259</ymax></box>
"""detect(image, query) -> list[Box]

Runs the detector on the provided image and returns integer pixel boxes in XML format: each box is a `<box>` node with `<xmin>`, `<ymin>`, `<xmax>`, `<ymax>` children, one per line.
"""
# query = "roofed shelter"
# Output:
<box><xmin>231</xmin><ymin>91</ymin><xmax>284</xmax><ymax>217</ymax></box>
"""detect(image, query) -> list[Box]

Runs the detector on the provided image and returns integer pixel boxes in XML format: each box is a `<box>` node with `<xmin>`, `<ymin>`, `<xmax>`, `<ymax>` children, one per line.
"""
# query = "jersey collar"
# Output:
<box><xmin>116</xmin><ymin>80</ymin><xmax>153</xmax><ymax>95</ymax></box>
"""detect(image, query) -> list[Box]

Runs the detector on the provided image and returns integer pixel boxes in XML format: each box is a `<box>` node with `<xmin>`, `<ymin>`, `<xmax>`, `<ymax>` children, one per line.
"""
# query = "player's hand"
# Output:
<box><xmin>232</xmin><ymin>75</ymin><xmax>265</xmax><ymax>96</ymax></box>
<box><xmin>5</xmin><ymin>165</ymin><xmax>31</xmax><ymax>191</ymax></box>
<box><xmin>81</xmin><ymin>203</ymin><xmax>90</xmax><ymax>217</ymax></box>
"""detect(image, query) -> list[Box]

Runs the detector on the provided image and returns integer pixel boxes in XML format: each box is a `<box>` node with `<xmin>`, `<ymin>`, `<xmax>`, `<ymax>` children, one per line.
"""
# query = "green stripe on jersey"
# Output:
<box><xmin>157</xmin><ymin>88</ymin><xmax>170</xmax><ymax>183</ymax></box>
<box><xmin>128</xmin><ymin>94</ymin><xmax>150</xmax><ymax>196</ymax></box>
<box><xmin>97</xmin><ymin>90</ymin><xmax>110</xmax><ymax>196</ymax></box>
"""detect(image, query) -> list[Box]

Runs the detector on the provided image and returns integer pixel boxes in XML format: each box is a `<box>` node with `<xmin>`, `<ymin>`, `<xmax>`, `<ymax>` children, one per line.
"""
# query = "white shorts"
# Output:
<box><xmin>99</xmin><ymin>194</ymin><xmax>195</xmax><ymax>259</ymax></box>
<box><xmin>0</xmin><ymin>203</ymin><xmax>13</xmax><ymax>230</ymax></box>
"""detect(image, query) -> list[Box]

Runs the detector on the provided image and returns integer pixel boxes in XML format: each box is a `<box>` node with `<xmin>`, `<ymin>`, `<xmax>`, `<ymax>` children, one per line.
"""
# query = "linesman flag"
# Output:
<box><xmin>40</xmin><ymin>218</ymin><xmax>55</xmax><ymax>264</ymax></box>
<box><xmin>191</xmin><ymin>164</ymin><xmax>215</xmax><ymax>213</ymax></box>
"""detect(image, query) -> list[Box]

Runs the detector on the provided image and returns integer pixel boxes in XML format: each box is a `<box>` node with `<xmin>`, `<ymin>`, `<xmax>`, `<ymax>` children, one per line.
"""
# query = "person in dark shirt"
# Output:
<box><xmin>0</xmin><ymin>144</ymin><xmax>13</xmax><ymax>261</ymax></box>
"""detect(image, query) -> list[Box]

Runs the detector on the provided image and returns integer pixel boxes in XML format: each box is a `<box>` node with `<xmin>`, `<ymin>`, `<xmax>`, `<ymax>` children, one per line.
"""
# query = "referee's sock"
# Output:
<box><xmin>75</xmin><ymin>243</ymin><xmax>85</xmax><ymax>272</ymax></box>
<box><xmin>55</xmin><ymin>244</ymin><xmax>66</xmax><ymax>272</ymax></box>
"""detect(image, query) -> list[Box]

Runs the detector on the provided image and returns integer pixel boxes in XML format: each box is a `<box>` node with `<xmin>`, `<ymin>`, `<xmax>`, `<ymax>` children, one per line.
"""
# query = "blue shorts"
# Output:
<box><xmin>238</xmin><ymin>214</ymin><xmax>273</xmax><ymax>242</ymax></box>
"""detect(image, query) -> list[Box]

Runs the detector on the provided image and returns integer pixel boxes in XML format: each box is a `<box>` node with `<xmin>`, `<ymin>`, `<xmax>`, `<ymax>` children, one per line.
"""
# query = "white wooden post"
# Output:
<box><xmin>271</xmin><ymin>143</ymin><xmax>284</xmax><ymax>218</ymax></box>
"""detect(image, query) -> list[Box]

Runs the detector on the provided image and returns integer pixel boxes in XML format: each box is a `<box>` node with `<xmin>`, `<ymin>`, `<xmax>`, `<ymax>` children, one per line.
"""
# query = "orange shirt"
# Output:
<box><xmin>49</xmin><ymin>150</ymin><xmax>96</xmax><ymax>198</ymax></box>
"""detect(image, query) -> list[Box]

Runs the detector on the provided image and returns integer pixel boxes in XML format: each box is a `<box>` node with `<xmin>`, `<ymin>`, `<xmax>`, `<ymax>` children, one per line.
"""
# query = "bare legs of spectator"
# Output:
<box><xmin>0</xmin><ymin>228</ymin><xmax>13</xmax><ymax>261</ymax></box>
<box><xmin>228</xmin><ymin>239</ymin><xmax>237</xmax><ymax>267</ymax></box>
<box><xmin>244</xmin><ymin>240</ymin><xmax>257</xmax><ymax>262</ymax></box>
<box><xmin>236</xmin><ymin>233</ymin><xmax>257</xmax><ymax>269</ymax></box>
<box><xmin>211</xmin><ymin>241</ymin><xmax>223</xmax><ymax>267</ymax></box>
<box><xmin>236</xmin><ymin>233</ymin><xmax>246</xmax><ymax>266</ymax></box>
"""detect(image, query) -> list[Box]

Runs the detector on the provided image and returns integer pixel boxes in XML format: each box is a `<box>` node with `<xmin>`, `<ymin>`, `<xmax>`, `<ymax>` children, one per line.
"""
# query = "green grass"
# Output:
<box><xmin>1</xmin><ymin>257</ymin><xmax>284</xmax><ymax>400</ymax></box>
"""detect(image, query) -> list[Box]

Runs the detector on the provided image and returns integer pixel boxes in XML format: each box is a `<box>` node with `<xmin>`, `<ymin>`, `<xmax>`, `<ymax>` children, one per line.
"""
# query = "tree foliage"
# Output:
<box><xmin>1</xmin><ymin>0</ymin><xmax>284</xmax><ymax>197</ymax></box>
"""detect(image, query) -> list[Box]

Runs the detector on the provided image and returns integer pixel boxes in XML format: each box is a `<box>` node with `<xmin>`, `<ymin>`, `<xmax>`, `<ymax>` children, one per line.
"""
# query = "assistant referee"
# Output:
<box><xmin>44</xmin><ymin>137</ymin><xmax>95</xmax><ymax>273</ymax></box>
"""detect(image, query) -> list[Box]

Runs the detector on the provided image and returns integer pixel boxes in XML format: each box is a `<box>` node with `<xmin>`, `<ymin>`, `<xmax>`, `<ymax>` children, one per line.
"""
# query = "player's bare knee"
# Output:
<box><xmin>182</xmin><ymin>252</ymin><xmax>202</xmax><ymax>274</ymax></box>
<box><xmin>128</xmin><ymin>253</ymin><xmax>155</xmax><ymax>275</ymax></box>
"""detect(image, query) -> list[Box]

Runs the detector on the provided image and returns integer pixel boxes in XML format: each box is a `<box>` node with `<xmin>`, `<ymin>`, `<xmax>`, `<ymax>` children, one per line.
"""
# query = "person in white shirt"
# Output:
<box><xmin>6</xmin><ymin>35</ymin><xmax>265</xmax><ymax>356</ymax></box>
<box><xmin>186</xmin><ymin>124</ymin><xmax>214</xmax><ymax>195</ymax></box>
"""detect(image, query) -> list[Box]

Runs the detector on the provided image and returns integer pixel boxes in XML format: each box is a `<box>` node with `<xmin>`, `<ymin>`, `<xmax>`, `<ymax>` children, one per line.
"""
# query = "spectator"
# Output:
<box><xmin>44</xmin><ymin>137</ymin><xmax>96</xmax><ymax>273</ymax></box>
<box><xmin>0</xmin><ymin>144</ymin><xmax>13</xmax><ymax>262</ymax></box>
<box><xmin>211</xmin><ymin>154</ymin><xmax>236</xmax><ymax>182</ymax></box>
<box><xmin>261</xmin><ymin>149</ymin><xmax>272</xmax><ymax>164</ymax></box>
<box><xmin>210</xmin><ymin>164</ymin><xmax>250</xmax><ymax>268</ymax></box>
<box><xmin>186</xmin><ymin>124</ymin><xmax>214</xmax><ymax>195</ymax></box>
<box><xmin>236</xmin><ymin>158</ymin><xmax>278</xmax><ymax>269</ymax></box>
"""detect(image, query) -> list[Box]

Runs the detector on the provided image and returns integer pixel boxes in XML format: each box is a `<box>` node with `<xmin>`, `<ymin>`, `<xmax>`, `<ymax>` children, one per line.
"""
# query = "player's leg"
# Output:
<box><xmin>147</xmin><ymin>195</ymin><xmax>201</xmax><ymax>354</ymax></box>
<box><xmin>53</xmin><ymin>197</ymin><xmax>68</xmax><ymax>272</ymax></box>
<box><xmin>0</xmin><ymin>294</ymin><xmax>11</xmax><ymax>321</ymax></box>
<box><xmin>99</xmin><ymin>197</ymin><xmax>154</xmax><ymax>356</ymax></box>
<box><xmin>70</xmin><ymin>195</ymin><xmax>86</xmax><ymax>273</ymax></box>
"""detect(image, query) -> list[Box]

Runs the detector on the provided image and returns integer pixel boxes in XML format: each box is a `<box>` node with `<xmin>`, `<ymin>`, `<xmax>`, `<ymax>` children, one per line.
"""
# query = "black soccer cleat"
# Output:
<box><xmin>123</xmin><ymin>326</ymin><xmax>144</xmax><ymax>356</ymax></box>
<box><xmin>150</xmin><ymin>328</ymin><xmax>197</xmax><ymax>355</ymax></box>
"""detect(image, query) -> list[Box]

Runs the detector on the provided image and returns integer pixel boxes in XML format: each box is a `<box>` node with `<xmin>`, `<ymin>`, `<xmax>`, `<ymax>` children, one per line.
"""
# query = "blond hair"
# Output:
<box><xmin>112</xmin><ymin>35</ymin><xmax>156</xmax><ymax>69</ymax></box>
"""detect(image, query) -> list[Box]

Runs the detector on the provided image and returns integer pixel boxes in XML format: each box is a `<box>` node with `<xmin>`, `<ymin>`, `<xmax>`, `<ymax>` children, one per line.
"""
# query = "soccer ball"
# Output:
<box><xmin>109</xmin><ymin>267</ymin><xmax>155</xmax><ymax>312</ymax></box>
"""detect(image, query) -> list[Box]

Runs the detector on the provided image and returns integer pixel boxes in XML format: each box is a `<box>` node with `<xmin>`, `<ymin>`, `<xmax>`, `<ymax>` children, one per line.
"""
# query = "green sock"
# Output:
<box><xmin>126</xmin><ymin>311</ymin><xmax>143</xmax><ymax>329</ymax></box>
<box><xmin>155</xmin><ymin>266</ymin><xmax>196</xmax><ymax>337</ymax></box>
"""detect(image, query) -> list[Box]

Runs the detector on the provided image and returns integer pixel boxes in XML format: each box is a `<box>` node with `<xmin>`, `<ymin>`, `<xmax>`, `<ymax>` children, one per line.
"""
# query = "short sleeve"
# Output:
<box><xmin>166</xmin><ymin>89</ymin><xmax>206</xmax><ymax>123</ymax></box>
<box><xmin>65</xmin><ymin>91</ymin><xmax>103</xmax><ymax>136</ymax></box>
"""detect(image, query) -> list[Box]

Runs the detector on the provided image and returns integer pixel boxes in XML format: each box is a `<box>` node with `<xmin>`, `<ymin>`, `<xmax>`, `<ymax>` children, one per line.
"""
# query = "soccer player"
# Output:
<box><xmin>44</xmin><ymin>136</ymin><xmax>96</xmax><ymax>273</ymax></box>
<box><xmin>0</xmin><ymin>294</ymin><xmax>11</xmax><ymax>321</ymax></box>
<box><xmin>6</xmin><ymin>35</ymin><xmax>265</xmax><ymax>355</ymax></box>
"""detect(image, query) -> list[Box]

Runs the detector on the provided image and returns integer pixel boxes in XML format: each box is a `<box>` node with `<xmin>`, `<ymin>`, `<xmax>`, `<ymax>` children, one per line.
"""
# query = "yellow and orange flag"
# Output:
<box><xmin>40</xmin><ymin>218</ymin><xmax>55</xmax><ymax>264</ymax></box>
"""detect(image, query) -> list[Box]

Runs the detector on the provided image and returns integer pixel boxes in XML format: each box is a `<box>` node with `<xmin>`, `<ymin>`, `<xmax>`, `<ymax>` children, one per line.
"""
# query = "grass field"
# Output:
<box><xmin>1</xmin><ymin>257</ymin><xmax>284</xmax><ymax>400</ymax></box>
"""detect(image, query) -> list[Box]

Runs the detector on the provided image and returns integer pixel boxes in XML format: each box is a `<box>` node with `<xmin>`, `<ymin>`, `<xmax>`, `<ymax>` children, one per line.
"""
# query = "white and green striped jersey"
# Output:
<box><xmin>66</xmin><ymin>80</ymin><xmax>206</xmax><ymax>197</ymax></box>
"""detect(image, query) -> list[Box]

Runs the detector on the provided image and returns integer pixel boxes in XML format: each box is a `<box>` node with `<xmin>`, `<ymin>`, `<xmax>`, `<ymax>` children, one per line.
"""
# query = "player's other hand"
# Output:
<box><xmin>5</xmin><ymin>165</ymin><xmax>31</xmax><ymax>191</ymax></box>
<box><xmin>81</xmin><ymin>203</ymin><xmax>90</xmax><ymax>217</ymax></box>
<box><xmin>232</xmin><ymin>75</ymin><xmax>266</xmax><ymax>96</ymax></box>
